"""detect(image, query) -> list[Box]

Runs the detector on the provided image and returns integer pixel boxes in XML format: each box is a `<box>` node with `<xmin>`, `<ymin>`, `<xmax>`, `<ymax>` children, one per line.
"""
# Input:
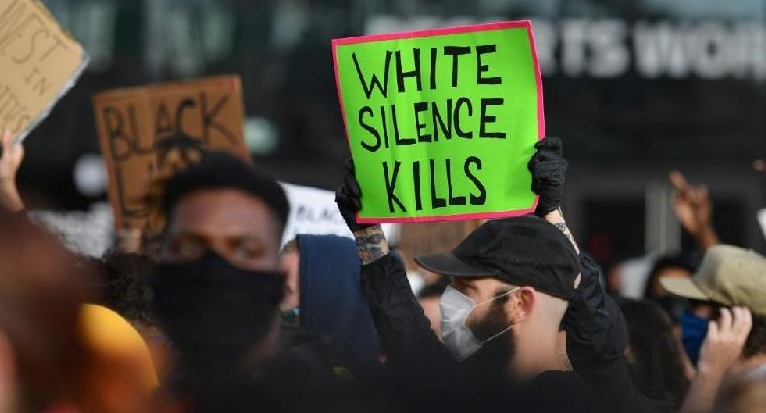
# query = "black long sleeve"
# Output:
<box><xmin>564</xmin><ymin>253</ymin><xmax>670</xmax><ymax>413</ymax></box>
<box><xmin>359</xmin><ymin>254</ymin><xmax>456</xmax><ymax>373</ymax></box>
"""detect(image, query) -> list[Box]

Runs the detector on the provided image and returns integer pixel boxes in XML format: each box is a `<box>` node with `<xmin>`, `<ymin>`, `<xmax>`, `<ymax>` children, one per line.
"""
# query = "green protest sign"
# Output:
<box><xmin>332</xmin><ymin>20</ymin><xmax>544</xmax><ymax>223</ymax></box>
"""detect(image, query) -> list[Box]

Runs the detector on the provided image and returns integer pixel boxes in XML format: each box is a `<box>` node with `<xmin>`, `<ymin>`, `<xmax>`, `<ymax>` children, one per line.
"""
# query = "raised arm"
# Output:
<box><xmin>680</xmin><ymin>307</ymin><xmax>752</xmax><ymax>413</ymax></box>
<box><xmin>335</xmin><ymin>159</ymin><xmax>452</xmax><ymax>372</ymax></box>
<box><xmin>669</xmin><ymin>171</ymin><xmax>719</xmax><ymax>252</ymax></box>
<box><xmin>0</xmin><ymin>129</ymin><xmax>24</xmax><ymax>213</ymax></box>
<box><xmin>529</xmin><ymin>137</ymin><xmax>671</xmax><ymax>413</ymax></box>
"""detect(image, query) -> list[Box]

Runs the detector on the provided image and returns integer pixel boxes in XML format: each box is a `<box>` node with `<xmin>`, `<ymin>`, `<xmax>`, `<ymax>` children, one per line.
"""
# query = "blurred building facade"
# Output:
<box><xmin>20</xmin><ymin>0</ymin><xmax>766</xmax><ymax>263</ymax></box>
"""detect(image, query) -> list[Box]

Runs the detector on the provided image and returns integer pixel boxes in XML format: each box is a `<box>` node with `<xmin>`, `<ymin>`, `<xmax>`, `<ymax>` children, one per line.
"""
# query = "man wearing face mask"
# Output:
<box><xmin>336</xmin><ymin>139</ymin><xmax>602</xmax><ymax>411</ymax></box>
<box><xmin>661</xmin><ymin>245</ymin><xmax>764</xmax><ymax>413</ymax></box>
<box><xmin>151</xmin><ymin>151</ymin><xmax>333</xmax><ymax>412</ymax></box>
<box><xmin>337</xmin><ymin>138</ymin><xmax>670</xmax><ymax>413</ymax></box>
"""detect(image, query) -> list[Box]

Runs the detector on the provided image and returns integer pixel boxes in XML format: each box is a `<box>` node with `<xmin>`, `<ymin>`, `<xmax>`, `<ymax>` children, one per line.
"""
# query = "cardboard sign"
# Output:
<box><xmin>280</xmin><ymin>183</ymin><xmax>398</xmax><ymax>246</ymax></box>
<box><xmin>332</xmin><ymin>20</ymin><xmax>543</xmax><ymax>223</ymax></box>
<box><xmin>93</xmin><ymin>76</ymin><xmax>249</xmax><ymax>238</ymax></box>
<box><xmin>0</xmin><ymin>0</ymin><xmax>89</xmax><ymax>142</ymax></box>
<box><xmin>397</xmin><ymin>219</ymin><xmax>482</xmax><ymax>260</ymax></box>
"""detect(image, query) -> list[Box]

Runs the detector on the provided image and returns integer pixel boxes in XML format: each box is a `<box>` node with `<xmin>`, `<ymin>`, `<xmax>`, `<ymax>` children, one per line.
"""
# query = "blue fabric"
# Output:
<box><xmin>296</xmin><ymin>234</ymin><xmax>380</xmax><ymax>374</ymax></box>
<box><xmin>681</xmin><ymin>310</ymin><xmax>708</xmax><ymax>366</ymax></box>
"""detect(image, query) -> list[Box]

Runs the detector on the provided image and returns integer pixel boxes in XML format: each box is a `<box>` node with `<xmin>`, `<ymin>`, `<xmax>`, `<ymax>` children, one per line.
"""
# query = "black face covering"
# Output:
<box><xmin>151</xmin><ymin>251</ymin><xmax>284</xmax><ymax>358</ymax></box>
<box><xmin>653</xmin><ymin>296</ymin><xmax>688</xmax><ymax>325</ymax></box>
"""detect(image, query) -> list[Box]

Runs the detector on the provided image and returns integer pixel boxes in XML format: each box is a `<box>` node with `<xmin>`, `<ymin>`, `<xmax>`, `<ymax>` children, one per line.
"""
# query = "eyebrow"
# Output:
<box><xmin>493</xmin><ymin>288</ymin><xmax>513</xmax><ymax>298</ymax></box>
<box><xmin>172</xmin><ymin>230</ymin><xmax>264</xmax><ymax>242</ymax></box>
<box><xmin>229</xmin><ymin>234</ymin><xmax>266</xmax><ymax>243</ymax></box>
<box><xmin>453</xmin><ymin>278</ymin><xmax>476</xmax><ymax>291</ymax></box>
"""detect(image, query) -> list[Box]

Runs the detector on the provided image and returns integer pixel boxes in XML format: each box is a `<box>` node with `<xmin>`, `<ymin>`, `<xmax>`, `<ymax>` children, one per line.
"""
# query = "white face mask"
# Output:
<box><xmin>439</xmin><ymin>285</ymin><xmax>519</xmax><ymax>361</ymax></box>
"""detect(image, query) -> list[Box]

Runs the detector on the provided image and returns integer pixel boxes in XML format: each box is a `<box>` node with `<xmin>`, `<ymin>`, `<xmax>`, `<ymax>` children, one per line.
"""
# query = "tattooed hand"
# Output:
<box><xmin>354</xmin><ymin>225</ymin><xmax>390</xmax><ymax>265</ymax></box>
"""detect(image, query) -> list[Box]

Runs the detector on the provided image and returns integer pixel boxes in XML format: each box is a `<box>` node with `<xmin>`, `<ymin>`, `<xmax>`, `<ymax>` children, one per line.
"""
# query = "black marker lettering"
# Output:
<box><xmin>443</xmin><ymin>46</ymin><xmax>471</xmax><ymax>87</ymax></box>
<box><xmin>174</xmin><ymin>98</ymin><xmax>196</xmax><ymax>134</ymax></box>
<box><xmin>358</xmin><ymin>106</ymin><xmax>381</xmax><ymax>152</ymax></box>
<box><xmin>431</xmin><ymin>99</ymin><xmax>452</xmax><ymax>141</ymax></box>
<box><xmin>102</xmin><ymin>106</ymin><xmax>132</xmax><ymax>162</ymax></box>
<box><xmin>429</xmin><ymin>47</ymin><xmax>437</xmax><ymax>89</ymax></box>
<box><xmin>413</xmin><ymin>160</ymin><xmax>423</xmax><ymax>211</ymax></box>
<box><xmin>383</xmin><ymin>161</ymin><xmax>406</xmax><ymax>213</ymax></box>
<box><xmin>446</xmin><ymin>159</ymin><xmax>466</xmax><ymax>205</ymax></box>
<box><xmin>352</xmin><ymin>51</ymin><xmax>392</xmax><ymax>99</ymax></box>
<box><xmin>413</xmin><ymin>101</ymin><xmax>430</xmax><ymax>143</ymax></box>
<box><xmin>429</xmin><ymin>159</ymin><xmax>446</xmax><ymax>209</ymax></box>
<box><xmin>465</xmin><ymin>156</ymin><xmax>486</xmax><ymax>205</ymax></box>
<box><xmin>476</xmin><ymin>45</ymin><xmax>502</xmax><ymax>85</ymax></box>
<box><xmin>201</xmin><ymin>92</ymin><xmax>236</xmax><ymax>145</ymax></box>
<box><xmin>455</xmin><ymin>97</ymin><xmax>473</xmax><ymax>139</ymax></box>
<box><xmin>395</xmin><ymin>48</ymin><xmax>422</xmax><ymax>92</ymax></box>
<box><xmin>479</xmin><ymin>98</ymin><xmax>506</xmax><ymax>139</ymax></box>
<box><xmin>391</xmin><ymin>104</ymin><xmax>415</xmax><ymax>145</ymax></box>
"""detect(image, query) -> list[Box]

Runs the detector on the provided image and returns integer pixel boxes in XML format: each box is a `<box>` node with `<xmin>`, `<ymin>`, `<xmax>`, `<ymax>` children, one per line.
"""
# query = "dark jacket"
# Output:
<box><xmin>360</xmin><ymin>251</ymin><xmax>659</xmax><ymax>413</ymax></box>
<box><xmin>562</xmin><ymin>253</ymin><xmax>670</xmax><ymax>413</ymax></box>
<box><xmin>296</xmin><ymin>234</ymin><xmax>381</xmax><ymax>374</ymax></box>
<box><xmin>359</xmin><ymin>254</ymin><xmax>453</xmax><ymax>373</ymax></box>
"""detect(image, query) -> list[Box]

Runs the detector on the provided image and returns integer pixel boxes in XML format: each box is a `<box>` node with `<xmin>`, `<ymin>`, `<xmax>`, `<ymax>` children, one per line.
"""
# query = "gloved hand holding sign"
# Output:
<box><xmin>527</xmin><ymin>137</ymin><xmax>568</xmax><ymax>218</ymax></box>
<box><xmin>335</xmin><ymin>158</ymin><xmax>376</xmax><ymax>233</ymax></box>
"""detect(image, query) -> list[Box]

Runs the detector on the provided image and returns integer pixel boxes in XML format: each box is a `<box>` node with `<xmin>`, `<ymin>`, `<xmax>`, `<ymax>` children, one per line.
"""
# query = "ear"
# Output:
<box><xmin>508</xmin><ymin>286</ymin><xmax>536</xmax><ymax>324</ymax></box>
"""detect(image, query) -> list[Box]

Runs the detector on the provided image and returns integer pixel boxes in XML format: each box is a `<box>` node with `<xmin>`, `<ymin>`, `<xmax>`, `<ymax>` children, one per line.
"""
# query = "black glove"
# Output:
<box><xmin>527</xmin><ymin>137</ymin><xmax>568</xmax><ymax>217</ymax></box>
<box><xmin>335</xmin><ymin>158</ymin><xmax>375</xmax><ymax>232</ymax></box>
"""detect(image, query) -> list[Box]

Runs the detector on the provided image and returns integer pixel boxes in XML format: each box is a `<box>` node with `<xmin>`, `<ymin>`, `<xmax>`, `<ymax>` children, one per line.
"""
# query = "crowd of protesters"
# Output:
<box><xmin>1</xmin><ymin>114</ymin><xmax>766</xmax><ymax>413</ymax></box>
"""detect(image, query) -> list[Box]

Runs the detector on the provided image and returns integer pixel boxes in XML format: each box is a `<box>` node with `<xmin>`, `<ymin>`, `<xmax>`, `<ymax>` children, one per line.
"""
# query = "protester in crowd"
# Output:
<box><xmin>150</xmin><ymin>151</ymin><xmax>335</xmax><ymax>412</ymax></box>
<box><xmin>279</xmin><ymin>234</ymin><xmax>380</xmax><ymax>374</ymax></box>
<box><xmin>661</xmin><ymin>245</ymin><xmax>765</xmax><ymax>413</ymax></box>
<box><xmin>0</xmin><ymin>208</ymin><xmax>91</xmax><ymax>413</ymax></box>
<box><xmin>337</xmin><ymin>138</ymin><xmax>667</xmax><ymax>412</ymax></box>
<box><xmin>620</xmin><ymin>299</ymin><xmax>690</xmax><ymax>410</ymax></box>
<box><xmin>76</xmin><ymin>304</ymin><xmax>159</xmax><ymax>413</ymax></box>
<box><xmin>643</xmin><ymin>253</ymin><xmax>696</xmax><ymax>325</ymax></box>
<box><xmin>337</xmin><ymin>139</ymin><xmax>578</xmax><ymax>374</ymax></box>
<box><xmin>98</xmin><ymin>252</ymin><xmax>173</xmax><ymax>380</ymax></box>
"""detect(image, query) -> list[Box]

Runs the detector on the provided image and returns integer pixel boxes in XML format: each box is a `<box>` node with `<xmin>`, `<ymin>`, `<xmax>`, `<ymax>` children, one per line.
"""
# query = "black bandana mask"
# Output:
<box><xmin>151</xmin><ymin>251</ymin><xmax>284</xmax><ymax>355</ymax></box>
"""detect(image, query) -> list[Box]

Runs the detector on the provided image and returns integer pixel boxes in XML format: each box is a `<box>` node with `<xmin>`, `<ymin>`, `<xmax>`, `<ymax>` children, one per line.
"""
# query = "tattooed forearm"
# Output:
<box><xmin>548</xmin><ymin>209</ymin><xmax>580</xmax><ymax>254</ymax></box>
<box><xmin>354</xmin><ymin>225</ymin><xmax>390</xmax><ymax>265</ymax></box>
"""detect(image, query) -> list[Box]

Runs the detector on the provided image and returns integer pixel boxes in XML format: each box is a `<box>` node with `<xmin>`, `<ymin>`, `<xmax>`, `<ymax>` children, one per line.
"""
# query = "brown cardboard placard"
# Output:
<box><xmin>397</xmin><ymin>220</ymin><xmax>483</xmax><ymax>271</ymax></box>
<box><xmin>0</xmin><ymin>0</ymin><xmax>89</xmax><ymax>142</ymax></box>
<box><xmin>93</xmin><ymin>75</ymin><xmax>250</xmax><ymax>241</ymax></box>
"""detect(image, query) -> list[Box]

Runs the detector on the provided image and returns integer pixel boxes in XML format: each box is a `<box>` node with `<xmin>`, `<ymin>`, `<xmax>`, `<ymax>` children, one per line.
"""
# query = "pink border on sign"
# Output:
<box><xmin>331</xmin><ymin>20</ymin><xmax>545</xmax><ymax>224</ymax></box>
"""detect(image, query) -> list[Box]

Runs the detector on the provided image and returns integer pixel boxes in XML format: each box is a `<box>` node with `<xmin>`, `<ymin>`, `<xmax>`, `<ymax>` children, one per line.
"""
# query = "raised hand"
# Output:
<box><xmin>335</xmin><ymin>158</ymin><xmax>375</xmax><ymax>233</ymax></box>
<box><xmin>697</xmin><ymin>307</ymin><xmax>752</xmax><ymax>376</ymax></box>
<box><xmin>669</xmin><ymin>171</ymin><xmax>718</xmax><ymax>250</ymax></box>
<box><xmin>680</xmin><ymin>306</ymin><xmax>752</xmax><ymax>413</ymax></box>
<box><xmin>0</xmin><ymin>129</ymin><xmax>24</xmax><ymax>212</ymax></box>
<box><xmin>528</xmin><ymin>137</ymin><xmax>568</xmax><ymax>217</ymax></box>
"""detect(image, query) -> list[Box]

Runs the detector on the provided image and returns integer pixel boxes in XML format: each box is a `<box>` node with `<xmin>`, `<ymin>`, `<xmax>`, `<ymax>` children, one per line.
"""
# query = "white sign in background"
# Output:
<box><xmin>29</xmin><ymin>184</ymin><xmax>400</xmax><ymax>257</ymax></box>
<box><xmin>280</xmin><ymin>183</ymin><xmax>399</xmax><ymax>246</ymax></box>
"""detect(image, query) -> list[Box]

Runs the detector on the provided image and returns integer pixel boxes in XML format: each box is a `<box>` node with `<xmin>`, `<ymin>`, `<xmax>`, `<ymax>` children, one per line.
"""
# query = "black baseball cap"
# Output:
<box><xmin>414</xmin><ymin>216</ymin><xmax>580</xmax><ymax>300</ymax></box>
